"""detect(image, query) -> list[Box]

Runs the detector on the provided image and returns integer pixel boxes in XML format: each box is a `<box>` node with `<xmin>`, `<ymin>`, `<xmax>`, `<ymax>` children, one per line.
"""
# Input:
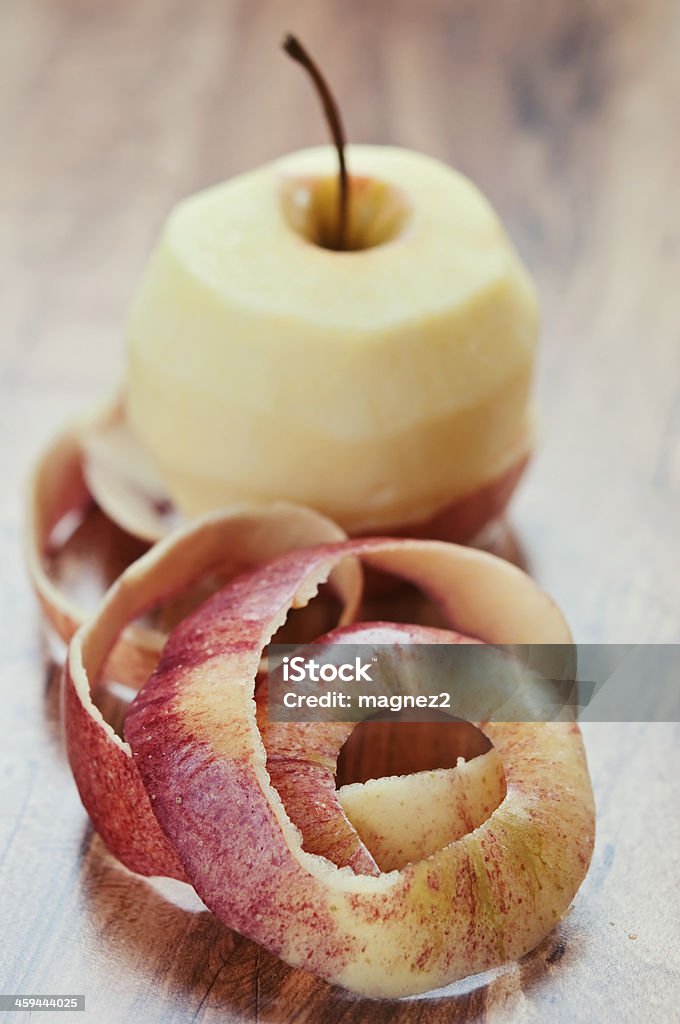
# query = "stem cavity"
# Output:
<box><xmin>282</xmin><ymin>33</ymin><xmax>349</xmax><ymax>251</ymax></box>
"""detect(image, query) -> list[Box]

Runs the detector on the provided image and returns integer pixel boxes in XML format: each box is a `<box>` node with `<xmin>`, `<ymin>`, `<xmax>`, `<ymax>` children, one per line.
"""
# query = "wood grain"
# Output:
<box><xmin>1</xmin><ymin>0</ymin><xmax>680</xmax><ymax>1021</ymax></box>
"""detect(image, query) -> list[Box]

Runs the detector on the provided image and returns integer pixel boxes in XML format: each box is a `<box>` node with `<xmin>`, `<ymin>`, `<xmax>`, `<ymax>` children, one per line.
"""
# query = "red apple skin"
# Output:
<box><xmin>263</xmin><ymin>758</ymin><xmax>377</xmax><ymax>875</ymax></box>
<box><xmin>258</xmin><ymin>702</ymin><xmax>377</xmax><ymax>876</ymax></box>
<box><xmin>63</xmin><ymin>666</ymin><xmax>187</xmax><ymax>879</ymax></box>
<box><xmin>124</xmin><ymin>539</ymin><xmax>593</xmax><ymax>998</ymax></box>
<box><xmin>395</xmin><ymin>453</ymin><xmax>530</xmax><ymax>546</ymax></box>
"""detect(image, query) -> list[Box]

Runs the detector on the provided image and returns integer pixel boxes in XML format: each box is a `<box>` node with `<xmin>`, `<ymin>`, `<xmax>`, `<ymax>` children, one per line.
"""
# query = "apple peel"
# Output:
<box><xmin>121</xmin><ymin>539</ymin><xmax>594</xmax><ymax>997</ymax></box>
<box><xmin>26</xmin><ymin>400</ymin><xmax>167</xmax><ymax>687</ymax></box>
<box><xmin>81</xmin><ymin>401</ymin><xmax>183</xmax><ymax>544</ymax></box>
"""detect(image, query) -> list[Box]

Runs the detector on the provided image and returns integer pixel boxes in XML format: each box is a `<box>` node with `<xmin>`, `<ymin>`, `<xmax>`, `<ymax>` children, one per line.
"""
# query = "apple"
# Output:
<box><xmin>119</xmin><ymin>142</ymin><xmax>536</xmax><ymax>546</ymax></box>
<box><xmin>111</xmin><ymin>536</ymin><xmax>592</xmax><ymax>998</ymax></box>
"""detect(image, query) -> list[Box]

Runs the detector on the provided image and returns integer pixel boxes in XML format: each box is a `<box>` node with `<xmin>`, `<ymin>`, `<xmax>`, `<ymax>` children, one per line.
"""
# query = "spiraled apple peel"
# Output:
<box><xmin>59</xmin><ymin>522</ymin><xmax>594</xmax><ymax>998</ymax></box>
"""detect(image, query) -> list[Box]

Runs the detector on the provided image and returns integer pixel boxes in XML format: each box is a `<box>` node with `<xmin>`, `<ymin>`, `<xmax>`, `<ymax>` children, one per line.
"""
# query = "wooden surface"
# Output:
<box><xmin>2</xmin><ymin>0</ymin><xmax>680</xmax><ymax>1021</ymax></box>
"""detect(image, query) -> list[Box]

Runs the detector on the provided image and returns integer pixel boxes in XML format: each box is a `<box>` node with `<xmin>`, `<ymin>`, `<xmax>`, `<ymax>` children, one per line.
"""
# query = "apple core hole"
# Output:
<box><xmin>279</xmin><ymin>174</ymin><xmax>411</xmax><ymax>252</ymax></box>
<box><xmin>336</xmin><ymin>717</ymin><xmax>492</xmax><ymax>787</ymax></box>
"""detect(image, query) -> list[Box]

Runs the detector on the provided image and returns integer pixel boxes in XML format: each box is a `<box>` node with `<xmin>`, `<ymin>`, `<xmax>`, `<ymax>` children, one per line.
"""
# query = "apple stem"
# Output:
<box><xmin>282</xmin><ymin>34</ymin><xmax>349</xmax><ymax>251</ymax></box>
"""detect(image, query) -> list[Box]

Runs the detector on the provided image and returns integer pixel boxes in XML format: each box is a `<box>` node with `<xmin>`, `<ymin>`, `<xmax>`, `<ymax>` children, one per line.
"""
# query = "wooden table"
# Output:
<box><xmin>2</xmin><ymin>1</ymin><xmax>679</xmax><ymax>1021</ymax></box>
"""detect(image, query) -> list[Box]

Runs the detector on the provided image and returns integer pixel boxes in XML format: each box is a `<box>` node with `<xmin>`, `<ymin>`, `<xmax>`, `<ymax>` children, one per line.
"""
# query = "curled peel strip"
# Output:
<box><xmin>64</xmin><ymin>513</ymin><xmax>362</xmax><ymax>879</ymax></box>
<box><xmin>80</xmin><ymin>401</ymin><xmax>183</xmax><ymax>544</ymax></box>
<box><xmin>105</xmin><ymin>537</ymin><xmax>593</xmax><ymax>998</ymax></box>
<box><xmin>26</xmin><ymin>401</ymin><xmax>168</xmax><ymax>686</ymax></box>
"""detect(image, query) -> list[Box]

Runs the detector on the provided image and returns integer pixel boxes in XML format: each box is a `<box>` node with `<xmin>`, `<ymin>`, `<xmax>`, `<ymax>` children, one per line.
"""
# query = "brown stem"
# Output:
<box><xmin>282</xmin><ymin>33</ymin><xmax>349</xmax><ymax>251</ymax></box>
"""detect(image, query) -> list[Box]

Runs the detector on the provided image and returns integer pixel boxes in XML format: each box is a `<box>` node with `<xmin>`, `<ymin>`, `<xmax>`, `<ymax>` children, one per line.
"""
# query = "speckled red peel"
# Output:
<box><xmin>63</xmin><ymin>510</ymin><xmax>362</xmax><ymax>878</ymax></box>
<box><xmin>120</xmin><ymin>538</ymin><xmax>594</xmax><ymax>998</ymax></box>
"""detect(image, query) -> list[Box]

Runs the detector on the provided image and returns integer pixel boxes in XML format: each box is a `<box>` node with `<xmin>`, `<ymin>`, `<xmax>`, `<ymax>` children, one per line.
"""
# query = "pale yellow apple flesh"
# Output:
<box><xmin>338</xmin><ymin>749</ymin><xmax>506</xmax><ymax>872</ymax></box>
<box><xmin>125</xmin><ymin>145</ymin><xmax>538</xmax><ymax>535</ymax></box>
